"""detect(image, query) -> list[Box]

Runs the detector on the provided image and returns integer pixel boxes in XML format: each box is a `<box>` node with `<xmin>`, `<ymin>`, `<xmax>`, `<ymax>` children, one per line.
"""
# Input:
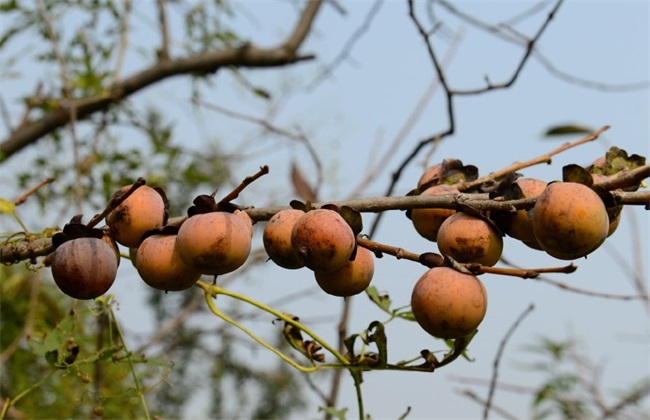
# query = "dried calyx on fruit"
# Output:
<box><xmin>48</xmin><ymin>217</ymin><xmax>119</xmax><ymax>300</ymax></box>
<box><xmin>175</xmin><ymin>194</ymin><xmax>253</xmax><ymax>276</ymax></box>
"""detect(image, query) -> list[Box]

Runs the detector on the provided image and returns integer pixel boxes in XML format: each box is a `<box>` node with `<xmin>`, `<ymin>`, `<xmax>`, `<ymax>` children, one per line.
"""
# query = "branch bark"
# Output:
<box><xmin>0</xmin><ymin>0</ymin><xmax>323</xmax><ymax>161</ymax></box>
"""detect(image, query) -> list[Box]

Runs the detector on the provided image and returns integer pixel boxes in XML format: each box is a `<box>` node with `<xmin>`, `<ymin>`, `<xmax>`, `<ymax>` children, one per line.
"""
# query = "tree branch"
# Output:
<box><xmin>0</xmin><ymin>0</ymin><xmax>323</xmax><ymax>161</ymax></box>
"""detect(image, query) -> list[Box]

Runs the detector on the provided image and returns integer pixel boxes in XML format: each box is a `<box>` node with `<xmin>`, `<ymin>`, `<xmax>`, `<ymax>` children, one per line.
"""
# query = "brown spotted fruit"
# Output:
<box><xmin>50</xmin><ymin>237</ymin><xmax>119</xmax><ymax>300</ymax></box>
<box><xmin>176</xmin><ymin>211</ymin><xmax>252</xmax><ymax>275</ymax></box>
<box><xmin>106</xmin><ymin>185</ymin><xmax>166</xmax><ymax>248</ymax></box>
<box><xmin>291</xmin><ymin>209</ymin><xmax>355</xmax><ymax>272</ymax></box>
<box><xmin>314</xmin><ymin>246</ymin><xmax>374</xmax><ymax>297</ymax></box>
<box><xmin>436</xmin><ymin>212</ymin><xmax>503</xmax><ymax>266</ymax></box>
<box><xmin>411</xmin><ymin>267</ymin><xmax>487</xmax><ymax>339</ymax></box>
<box><xmin>263</xmin><ymin>209</ymin><xmax>306</xmax><ymax>269</ymax></box>
<box><xmin>532</xmin><ymin>182</ymin><xmax>609</xmax><ymax>260</ymax></box>
<box><xmin>135</xmin><ymin>234</ymin><xmax>202</xmax><ymax>291</ymax></box>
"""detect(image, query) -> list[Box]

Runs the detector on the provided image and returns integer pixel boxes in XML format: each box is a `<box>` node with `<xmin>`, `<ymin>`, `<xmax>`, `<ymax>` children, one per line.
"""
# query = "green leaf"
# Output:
<box><xmin>318</xmin><ymin>406</ymin><xmax>348</xmax><ymax>420</ymax></box>
<box><xmin>366</xmin><ymin>286</ymin><xmax>392</xmax><ymax>313</ymax></box>
<box><xmin>544</xmin><ymin>124</ymin><xmax>593</xmax><ymax>136</ymax></box>
<box><xmin>0</xmin><ymin>197</ymin><xmax>16</xmax><ymax>214</ymax></box>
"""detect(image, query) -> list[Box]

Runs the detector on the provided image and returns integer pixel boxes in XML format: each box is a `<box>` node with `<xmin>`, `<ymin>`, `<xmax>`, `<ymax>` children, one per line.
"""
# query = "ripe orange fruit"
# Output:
<box><xmin>502</xmin><ymin>178</ymin><xmax>547</xmax><ymax>245</ymax></box>
<box><xmin>591</xmin><ymin>173</ymin><xmax>622</xmax><ymax>237</ymax></box>
<box><xmin>532</xmin><ymin>182</ymin><xmax>609</xmax><ymax>260</ymax></box>
<box><xmin>411</xmin><ymin>267</ymin><xmax>487</xmax><ymax>339</ymax></box>
<box><xmin>176</xmin><ymin>211</ymin><xmax>252</xmax><ymax>275</ymax></box>
<box><xmin>135</xmin><ymin>234</ymin><xmax>202</xmax><ymax>291</ymax></box>
<box><xmin>106</xmin><ymin>185</ymin><xmax>166</xmax><ymax>248</ymax></box>
<box><xmin>291</xmin><ymin>209</ymin><xmax>356</xmax><ymax>272</ymax></box>
<box><xmin>314</xmin><ymin>246</ymin><xmax>374</xmax><ymax>297</ymax></box>
<box><xmin>50</xmin><ymin>237</ymin><xmax>119</xmax><ymax>300</ymax></box>
<box><xmin>263</xmin><ymin>209</ymin><xmax>306</xmax><ymax>269</ymax></box>
<box><xmin>436</xmin><ymin>212</ymin><xmax>503</xmax><ymax>266</ymax></box>
<box><xmin>411</xmin><ymin>184</ymin><xmax>459</xmax><ymax>242</ymax></box>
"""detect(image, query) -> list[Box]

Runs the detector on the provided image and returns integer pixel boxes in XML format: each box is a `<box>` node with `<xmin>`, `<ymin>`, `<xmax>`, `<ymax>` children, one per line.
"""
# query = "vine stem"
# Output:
<box><xmin>196</xmin><ymin>281</ymin><xmax>350</xmax><ymax>367</ymax></box>
<box><xmin>0</xmin><ymin>369</ymin><xmax>57</xmax><ymax>419</ymax></box>
<box><xmin>101</xmin><ymin>297</ymin><xmax>151</xmax><ymax>420</ymax></box>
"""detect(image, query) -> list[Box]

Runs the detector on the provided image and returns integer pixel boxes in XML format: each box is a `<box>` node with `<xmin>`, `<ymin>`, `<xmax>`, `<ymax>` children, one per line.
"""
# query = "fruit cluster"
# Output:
<box><xmin>407</xmin><ymin>151</ymin><xmax>643</xmax><ymax>339</ymax></box>
<box><xmin>42</xmin><ymin>148</ymin><xmax>643</xmax><ymax>344</ymax></box>
<box><xmin>46</xmin><ymin>184</ymin><xmax>375</xmax><ymax>302</ymax></box>
<box><xmin>263</xmin><ymin>207</ymin><xmax>374</xmax><ymax>297</ymax></box>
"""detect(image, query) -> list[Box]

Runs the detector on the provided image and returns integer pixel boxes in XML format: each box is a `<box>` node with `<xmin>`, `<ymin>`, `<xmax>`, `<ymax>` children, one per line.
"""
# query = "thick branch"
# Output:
<box><xmin>0</xmin><ymin>0</ymin><xmax>323</xmax><ymax>161</ymax></box>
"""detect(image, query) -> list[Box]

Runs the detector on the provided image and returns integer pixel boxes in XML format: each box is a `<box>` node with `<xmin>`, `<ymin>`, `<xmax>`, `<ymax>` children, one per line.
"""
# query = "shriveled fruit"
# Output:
<box><xmin>176</xmin><ymin>211</ymin><xmax>252</xmax><ymax>275</ymax></box>
<box><xmin>50</xmin><ymin>237</ymin><xmax>118</xmax><ymax>300</ymax></box>
<box><xmin>291</xmin><ymin>209</ymin><xmax>355</xmax><ymax>272</ymax></box>
<box><xmin>411</xmin><ymin>184</ymin><xmax>459</xmax><ymax>242</ymax></box>
<box><xmin>591</xmin><ymin>173</ymin><xmax>623</xmax><ymax>237</ymax></box>
<box><xmin>502</xmin><ymin>178</ymin><xmax>547</xmax><ymax>246</ymax></box>
<box><xmin>263</xmin><ymin>209</ymin><xmax>306</xmax><ymax>269</ymax></box>
<box><xmin>314</xmin><ymin>246</ymin><xmax>374</xmax><ymax>297</ymax></box>
<box><xmin>532</xmin><ymin>182</ymin><xmax>608</xmax><ymax>260</ymax></box>
<box><xmin>411</xmin><ymin>267</ymin><xmax>487</xmax><ymax>339</ymax></box>
<box><xmin>106</xmin><ymin>185</ymin><xmax>166</xmax><ymax>248</ymax></box>
<box><xmin>135</xmin><ymin>234</ymin><xmax>202</xmax><ymax>291</ymax></box>
<box><xmin>436</xmin><ymin>212</ymin><xmax>503</xmax><ymax>266</ymax></box>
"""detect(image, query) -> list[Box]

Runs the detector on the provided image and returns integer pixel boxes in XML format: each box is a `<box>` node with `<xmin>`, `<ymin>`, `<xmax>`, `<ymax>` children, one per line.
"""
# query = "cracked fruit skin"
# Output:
<box><xmin>263</xmin><ymin>209</ymin><xmax>306</xmax><ymax>269</ymax></box>
<box><xmin>106</xmin><ymin>185</ymin><xmax>165</xmax><ymax>248</ymax></box>
<box><xmin>291</xmin><ymin>209</ymin><xmax>355</xmax><ymax>272</ymax></box>
<box><xmin>135</xmin><ymin>234</ymin><xmax>202</xmax><ymax>291</ymax></box>
<box><xmin>314</xmin><ymin>246</ymin><xmax>374</xmax><ymax>297</ymax></box>
<box><xmin>436</xmin><ymin>212</ymin><xmax>503</xmax><ymax>266</ymax></box>
<box><xmin>532</xmin><ymin>182</ymin><xmax>608</xmax><ymax>260</ymax></box>
<box><xmin>411</xmin><ymin>267</ymin><xmax>487</xmax><ymax>339</ymax></box>
<box><xmin>176</xmin><ymin>212</ymin><xmax>252</xmax><ymax>275</ymax></box>
<box><xmin>411</xmin><ymin>185</ymin><xmax>459</xmax><ymax>242</ymax></box>
<box><xmin>51</xmin><ymin>237</ymin><xmax>118</xmax><ymax>300</ymax></box>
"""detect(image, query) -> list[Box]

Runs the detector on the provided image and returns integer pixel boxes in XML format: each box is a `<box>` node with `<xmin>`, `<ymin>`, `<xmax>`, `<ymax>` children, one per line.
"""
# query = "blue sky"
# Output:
<box><xmin>1</xmin><ymin>1</ymin><xmax>649</xmax><ymax>418</ymax></box>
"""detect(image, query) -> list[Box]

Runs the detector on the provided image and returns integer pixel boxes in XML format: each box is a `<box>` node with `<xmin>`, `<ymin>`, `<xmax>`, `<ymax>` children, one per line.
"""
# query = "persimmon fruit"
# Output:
<box><xmin>106</xmin><ymin>185</ymin><xmax>166</xmax><ymax>248</ymax></box>
<box><xmin>314</xmin><ymin>246</ymin><xmax>374</xmax><ymax>297</ymax></box>
<box><xmin>176</xmin><ymin>211</ymin><xmax>252</xmax><ymax>275</ymax></box>
<box><xmin>411</xmin><ymin>267</ymin><xmax>488</xmax><ymax>339</ymax></box>
<box><xmin>436</xmin><ymin>212</ymin><xmax>503</xmax><ymax>266</ymax></box>
<box><xmin>591</xmin><ymin>173</ymin><xmax>623</xmax><ymax>237</ymax></box>
<box><xmin>263</xmin><ymin>209</ymin><xmax>306</xmax><ymax>269</ymax></box>
<box><xmin>502</xmin><ymin>177</ymin><xmax>547</xmax><ymax>246</ymax></box>
<box><xmin>291</xmin><ymin>209</ymin><xmax>356</xmax><ymax>272</ymax></box>
<box><xmin>532</xmin><ymin>182</ymin><xmax>609</xmax><ymax>260</ymax></box>
<box><xmin>411</xmin><ymin>184</ymin><xmax>459</xmax><ymax>242</ymax></box>
<box><xmin>135</xmin><ymin>234</ymin><xmax>202</xmax><ymax>291</ymax></box>
<box><xmin>50</xmin><ymin>237</ymin><xmax>119</xmax><ymax>300</ymax></box>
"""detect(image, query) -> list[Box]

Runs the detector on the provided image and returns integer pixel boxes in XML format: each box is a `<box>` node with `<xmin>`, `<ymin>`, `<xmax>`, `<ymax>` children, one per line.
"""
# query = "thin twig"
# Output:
<box><xmin>484</xmin><ymin>303</ymin><xmax>535</xmax><ymax>420</ymax></box>
<box><xmin>456</xmin><ymin>125</ymin><xmax>610</xmax><ymax>191</ymax></box>
<box><xmin>13</xmin><ymin>178</ymin><xmax>55</xmax><ymax>206</ymax></box>
<box><xmin>218</xmin><ymin>165</ymin><xmax>269</xmax><ymax>204</ymax></box>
